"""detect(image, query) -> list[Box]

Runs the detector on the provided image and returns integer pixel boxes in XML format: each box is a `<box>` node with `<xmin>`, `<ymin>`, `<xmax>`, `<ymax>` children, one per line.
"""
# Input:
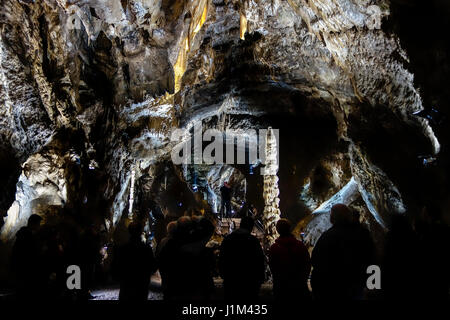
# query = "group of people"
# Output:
<box><xmin>6</xmin><ymin>201</ymin><xmax>450</xmax><ymax>301</ymax></box>
<box><xmin>310</xmin><ymin>203</ymin><xmax>450</xmax><ymax>300</ymax></box>
<box><xmin>10</xmin><ymin>214</ymin><xmax>103</xmax><ymax>300</ymax></box>
<box><xmin>116</xmin><ymin>202</ymin><xmax>450</xmax><ymax>301</ymax></box>
<box><xmin>123</xmin><ymin>213</ymin><xmax>292</xmax><ymax>301</ymax></box>
<box><xmin>115</xmin><ymin>214</ymin><xmax>266</xmax><ymax>301</ymax></box>
<box><xmin>114</xmin><ymin>204</ymin><xmax>370</xmax><ymax>301</ymax></box>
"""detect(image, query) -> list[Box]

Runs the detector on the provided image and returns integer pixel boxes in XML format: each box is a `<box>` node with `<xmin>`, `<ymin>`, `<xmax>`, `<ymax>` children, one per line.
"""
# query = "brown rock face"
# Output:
<box><xmin>0</xmin><ymin>0</ymin><xmax>448</xmax><ymax>248</ymax></box>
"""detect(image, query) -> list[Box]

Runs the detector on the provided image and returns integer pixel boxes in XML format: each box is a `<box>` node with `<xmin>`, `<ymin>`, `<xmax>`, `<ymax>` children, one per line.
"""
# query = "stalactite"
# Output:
<box><xmin>240</xmin><ymin>12</ymin><xmax>247</xmax><ymax>40</ymax></box>
<box><xmin>173</xmin><ymin>0</ymin><xmax>209</xmax><ymax>92</ymax></box>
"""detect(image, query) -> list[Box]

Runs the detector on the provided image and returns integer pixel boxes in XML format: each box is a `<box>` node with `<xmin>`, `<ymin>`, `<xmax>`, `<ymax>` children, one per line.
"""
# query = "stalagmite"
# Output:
<box><xmin>262</xmin><ymin>127</ymin><xmax>281</xmax><ymax>248</ymax></box>
<box><xmin>128</xmin><ymin>164</ymin><xmax>136</xmax><ymax>218</ymax></box>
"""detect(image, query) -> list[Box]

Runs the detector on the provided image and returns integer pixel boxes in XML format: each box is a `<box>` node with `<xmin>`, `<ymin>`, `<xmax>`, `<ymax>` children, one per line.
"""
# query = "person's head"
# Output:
<box><xmin>177</xmin><ymin>216</ymin><xmax>192</xmax><ymax>228</ymax></box>
<box><xmin>190</xmin><ymin>215</ymin><xmax>203</xmax><ymax>239</ymax></box>
<box><xmin>198</xmin><ymin>217</ymin><xmax>215</xmax><ymax>240</ymax></box>
<box><xmin>240</xmin><ymin>216</ymin><xmax>254</xmax><ymax>232</ymax></box>
<box><xmin>166</xmin><ymin>221</ymin><xmax>177</xmax><ymax>237</ymax></box>
<box><xmin>176</xmin><ymin>216</ymin><xmax>193</xmax><ymax>240</ymax></box>
<box><xmin>330</xmin><ymin>204</ymin><xmax>352</xmax><ymax>226</ymax></box>
<box><xmin>128</xmin><ymin>222</ymin><xmax>143</xmax><ymax>240</ymax></box>
<box><xmin>27</xmin><ymin>214</ymin><xmax>43</xmax><ymax>230</ymax></box>
<box><xmin>276</xmin><ymin>218</ymin><xmax>292</xmax><ymax>237</ymax></box>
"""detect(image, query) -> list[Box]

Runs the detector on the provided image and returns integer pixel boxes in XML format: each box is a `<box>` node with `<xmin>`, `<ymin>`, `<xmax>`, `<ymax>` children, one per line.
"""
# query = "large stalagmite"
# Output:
<box><xmin>262</xmin><ymin>127</ymin><xmax>280</xmax><ymax>248</ymax></box>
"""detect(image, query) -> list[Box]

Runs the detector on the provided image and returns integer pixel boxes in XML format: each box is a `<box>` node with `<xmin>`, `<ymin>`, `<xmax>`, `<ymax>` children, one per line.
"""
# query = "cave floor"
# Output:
<box><xmin>91</xmin><ymin>274</ymin><xmax>275</xmax><ymax>301</ymax></box>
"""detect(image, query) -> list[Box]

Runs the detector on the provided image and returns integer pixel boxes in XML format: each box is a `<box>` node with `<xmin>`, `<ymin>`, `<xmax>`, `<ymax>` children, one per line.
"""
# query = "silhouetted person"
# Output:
<box><xmin>156</xmin><ymin>221</ymin><xmax>177</xmax><ymax>258</ymax></box>
<box><xmin>157</xmin><ymin>216</ymin><xmax>193</xmax><ymax>300</ymax></box>
<box><xmin>175</xmin><ymin>217</ymin><xmax>216</xmax><ymax>300</ymax></box>
<box><xmin>41</xmin><ymin>227</ymin><xmax>66</xmax><ymax>299</ymax></box>
<box><xmin>219</xmin><ymin>216</ymin><xmax>265</xmax><ymax>301</ymax></box>
<box><xmin>311</xmin><ymin>204</ymin><xmax>375</xmax><ymax>300</ymax></box>
<box><xmin>153</xmin><ymin>205</ymin><xmax>169</xmax><ymax>245</ymax></box>
<box><xmin>156</xmin><ymin>220</ymin><xmax>178</xmax><ymax>299</ymax></box>
<box><xmin>269</xmin><ymin>219</ymin><xmax>311</xmax><ymax>301</ymax></box>
<box><xmin>78</xmin><ymin>224</ymin><xmax>101</xmax><ymax>299</ymax></box>
<box><xmin>414</xmin><ymin>206</ymin><xmax>450</xmax><ymax>299</ymax></box>
<box><xmin>173</xmin><ymin>216</ymin><xmax>194</xmax><ymax>244</ymax></box>
<box><xmin>220</xmin><ymin>182</ymin><xmax>232</xmax><ymax>218</ymax></box>
<box><xmin>11</xmin><ymin>214</ymin><xmax>44</xmax><ymax>299</ymax></box>
<box><xmin>382</xmin><ymin>214</ymin><xmax>421</xmax><ymax>300</ymax></box>
<box><xmin>113</xmin><ymin>222</ymin><xmax>157</xmax><ymax>301</ymax></box>
<box><xmin>351</xmin><ymin>208</ymin><xmax>376</xmax><ymax>265</ymax></box>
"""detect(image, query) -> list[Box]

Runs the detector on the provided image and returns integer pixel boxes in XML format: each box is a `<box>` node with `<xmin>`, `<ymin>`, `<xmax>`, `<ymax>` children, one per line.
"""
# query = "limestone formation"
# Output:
<box><xmin>262</xmin><ymin>127</ymin><xmax>280</xmax><ymax>248</ymax></box>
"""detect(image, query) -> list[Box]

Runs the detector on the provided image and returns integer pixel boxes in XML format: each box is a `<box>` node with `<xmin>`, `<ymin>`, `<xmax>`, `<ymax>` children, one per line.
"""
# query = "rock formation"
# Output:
<box><xmin>262</xmin><ymin>127</ymin><xmax>280</xmax><ymax>248</ymax></box>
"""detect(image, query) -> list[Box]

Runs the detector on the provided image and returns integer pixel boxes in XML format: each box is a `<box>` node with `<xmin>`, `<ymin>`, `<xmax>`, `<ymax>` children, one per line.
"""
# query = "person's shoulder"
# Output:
<box><xmin>313</xmin><ymin>227</ymin><xmax>337</xmax><ymax>246</ymax></box>
<box><xmin>15</xmin><ymin>226</ymin><xmax>29</xmax><ymax>238</ymax></box>
<box><xmin>292</xmin><ymin>237</ymin><xmax>307</xmax><ymax>247</ymax></box>
<box><xmin>270</xmin><ymin>240</ymin><xmax>279</xmax><ymax>248</ymax></box>
<box><xmin>221</xmin><ymin>233</ymin><xmax>234</xmax><ymax>244</ymax></box>
<box><xmin>139</xmin><ymin>241</ymin><xmax>152</xmax><ymax>250</ymax></box>
<box><xmin>223</xmin><ymin>230</ymin><xmax>248</xmax><ymax>243</ymax></box>
<box><xmin>17</xmin><ymin>225</ymin><xmax>28</xmax><ymax>233</ymax></box>
<box><xmin>248</xmin><ymin>233</ymin><xmax>262</xmax><ymax>246</ymax></box>
<box><xmin>269</xmin><ymin>241</ymin><xmax>281</xmax><ymax>253</ymax></box>
<box><xmin>228</xmin><ymin>230</ymin><xmax>245</xmax><ymax>240</ymax></box>
<box><xmin>317</xmin><ymin>226</ymin><xmax>334</xmax><ymax>239</ymax></box>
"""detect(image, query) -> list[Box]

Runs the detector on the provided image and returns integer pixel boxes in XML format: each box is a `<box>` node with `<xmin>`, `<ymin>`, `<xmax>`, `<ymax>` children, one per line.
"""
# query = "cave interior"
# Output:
<box><xmin>0</xmin><ymin>0</ymin><xmax>450</xmax><ymax>296</ymax></box>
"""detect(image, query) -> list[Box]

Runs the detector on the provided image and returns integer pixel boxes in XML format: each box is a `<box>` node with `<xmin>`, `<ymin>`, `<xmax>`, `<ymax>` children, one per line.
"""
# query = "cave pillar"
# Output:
<box><xmin>262</xmin><ymin>127</ymin><xmax>281</xmax><ymax>249</ymax></box>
